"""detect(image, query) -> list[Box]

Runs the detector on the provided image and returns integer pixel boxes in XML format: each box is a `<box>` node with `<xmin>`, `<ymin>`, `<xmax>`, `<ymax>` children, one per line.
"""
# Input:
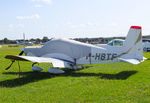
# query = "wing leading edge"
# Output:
<box><xmin>5</xmin><ymin>55</ymin><xmax>74</xmax><ymax>68</ymax></box>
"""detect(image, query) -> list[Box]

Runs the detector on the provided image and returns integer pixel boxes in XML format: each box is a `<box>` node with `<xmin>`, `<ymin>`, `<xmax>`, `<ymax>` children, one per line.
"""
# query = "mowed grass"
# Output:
<box><xmin>1</xmin><ymin>46</ymin><xmax>150</xmax><ymax>103</ymax></box>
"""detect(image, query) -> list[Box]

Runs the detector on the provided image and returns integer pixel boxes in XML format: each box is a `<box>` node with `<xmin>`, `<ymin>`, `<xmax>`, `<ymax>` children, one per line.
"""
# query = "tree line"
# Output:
<box><xmin>0</xmin><ymin>36</ymin><xmax>49</xmax><ymax>44</ymax></box>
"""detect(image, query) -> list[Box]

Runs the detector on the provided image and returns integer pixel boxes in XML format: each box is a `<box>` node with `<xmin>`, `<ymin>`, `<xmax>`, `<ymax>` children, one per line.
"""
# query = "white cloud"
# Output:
<box><xmin>8</xmin><ymin>24</ymin><xmax>14</xmax><ymax>28</ymax></box>
<box><xmin>34</xmin><ymin>4</ymin><xmax>43</xmax><ymax>8</ymax></box>
<box><xmin>16</xmin><ymin>14</ymin><xmax>40</xmax><ymax>20</ymax></box>
<box><xmin>65</xmin><ymin>22</ymin><xmax>98</xmax><ymax>29</ymax></box>
<box><xmin>8</xmin><ymin>24</ymin><xmax>24</xmax><ymax>28</ymax></box>
<box><xmin>79</xmin><ymin>24</ymin><xmax>86</xmax><ymax>28</ymax></box>
<box><xmin>109</xmin><ymin>22</ymin><xmax>118</xmax><ymax>27</ymax></box>
<box><xmin>32</xmin><ymin>0</ymin><xmax>52</xmax><ymax>5</ymax></box>
<box><xmin>17</xmin><ymin>24</ymin><xmax>25</xmax><ymax>28</ymax></box>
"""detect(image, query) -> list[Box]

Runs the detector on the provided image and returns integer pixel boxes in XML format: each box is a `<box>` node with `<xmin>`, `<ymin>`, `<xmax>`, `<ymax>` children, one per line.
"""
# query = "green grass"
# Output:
<box><xmin>1</xmin><ymin>46</ymin><xmax>150</xmax><ymax>103</ymax></box>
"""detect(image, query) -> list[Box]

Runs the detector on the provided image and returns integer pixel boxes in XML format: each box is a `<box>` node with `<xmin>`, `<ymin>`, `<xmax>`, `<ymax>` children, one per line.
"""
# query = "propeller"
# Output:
<box><xmin>19</xmin><ymin>51</ymin><xmax>24</xmax><ymax>56</ymax></box>
<box><xmin>5</xmin><ymin>60</ymin><xmax>15</xmax><ymax>70</ymax></box>
<box><xmin>17</xmin><ymin>61</ymin><xmax>21</xmax><ymax>78</ymax></box>
<box><xmin>5</xmin><ymin>51</ymin><xmax>24</xmax><ymax>70</ymax></box>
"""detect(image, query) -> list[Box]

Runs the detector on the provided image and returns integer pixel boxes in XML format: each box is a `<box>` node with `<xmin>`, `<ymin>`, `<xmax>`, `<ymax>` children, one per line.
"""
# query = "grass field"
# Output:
<box><xmin>1</xmin><ymin>45</ymin><xmax>150</xmax><ymax>103</ymax></box>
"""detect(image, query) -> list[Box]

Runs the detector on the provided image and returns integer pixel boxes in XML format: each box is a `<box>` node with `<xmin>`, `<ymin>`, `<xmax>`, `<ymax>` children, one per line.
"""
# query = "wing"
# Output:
<box><xmin>118</xmin><ymin>58</ymin><xmax>142</xmax><ymax>64</ymax></box>
<box><xmin>5</xmin><ymin>55</ymin><xmax>74</xmax><ymax>68</ymax></box>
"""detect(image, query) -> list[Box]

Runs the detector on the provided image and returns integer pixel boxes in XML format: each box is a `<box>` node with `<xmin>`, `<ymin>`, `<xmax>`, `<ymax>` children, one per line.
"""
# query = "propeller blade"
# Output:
<box><xmin>19</xmin><ymin>51</ymin><xmax>24</xmax><ymax>56</ymax></box>
<box><xmin>17</xmin><ymin>61</ymin><xmax>21</xmax><ymax>78</ymax></box>
<box><xmin>5</xmin><ymin>50</ymin><xmax>24</xmax><ymax>70</ymax></box>
<box><xmin>5</xmin><ymin>60</ymin><xmax>15</xmax><ymax>70</ymax></box>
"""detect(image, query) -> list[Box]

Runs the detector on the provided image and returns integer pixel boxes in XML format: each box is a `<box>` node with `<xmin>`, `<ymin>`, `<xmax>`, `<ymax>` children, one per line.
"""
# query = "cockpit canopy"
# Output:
<box><xmin>107</xmin><ymin>39</ymin><xmax>125</xmax><ymax>46</ymax></box>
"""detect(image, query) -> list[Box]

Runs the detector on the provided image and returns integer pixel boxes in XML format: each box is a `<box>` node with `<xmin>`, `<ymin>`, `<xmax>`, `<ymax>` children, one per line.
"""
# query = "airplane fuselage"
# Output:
<box><xmin>23</xmin><ymin>38</ymin><xmax>124</xmax><ymax>65</ymax></box>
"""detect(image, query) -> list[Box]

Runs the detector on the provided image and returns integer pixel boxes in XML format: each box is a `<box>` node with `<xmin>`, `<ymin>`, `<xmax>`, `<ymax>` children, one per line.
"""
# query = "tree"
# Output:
<box><xmin>3</xmin><ymin>38</ymin><xmax>10</xmax><ymax>44</ymax></box>
<box><xmin>42</xmin><ymin>36</ymin><xmax>49</xmax><ymax>43</ymax></box>
<box><xmin>35</xmin><ymin>38</ymin><xmax>41</xmax><ymax>44</ymax></box>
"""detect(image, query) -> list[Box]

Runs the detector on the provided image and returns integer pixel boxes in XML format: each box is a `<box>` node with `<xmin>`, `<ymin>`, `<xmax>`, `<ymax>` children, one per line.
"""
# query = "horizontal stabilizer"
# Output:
<box><xmin>118</xmin><ymin>58</ymin><xmax>142</xmax><ymax>64</ymax></box>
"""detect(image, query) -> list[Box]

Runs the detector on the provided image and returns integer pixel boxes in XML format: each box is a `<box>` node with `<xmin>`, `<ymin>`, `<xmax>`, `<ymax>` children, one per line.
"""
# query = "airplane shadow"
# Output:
<box><xmin>65</xmin><ymin>70</ymin><xmax>137</xmax><ymax>80</ymax></box>
<box><xmin>0</xmin><ymin>70</ymin><xmax>137</xmax><ymax>88</ymax></box>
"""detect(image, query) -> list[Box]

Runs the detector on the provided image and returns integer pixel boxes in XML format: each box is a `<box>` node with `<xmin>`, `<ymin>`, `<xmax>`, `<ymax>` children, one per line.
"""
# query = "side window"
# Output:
<box><xmin>108</xmin><ymin>41</ymin><xmax>113</xmax><ymax>46</ymax></box>
<box><xmin>114</xmin><ymin>41</ymin><xmax>123</xmax><ymax>46</ymax></box>
<box><xmin>108</xmin><ymin>40</ymin><xmax>124</xmax><ymax>46</ymax></box>
<box><xmin>120</xmin><ymin>41</ymin><xmax>123</xmax><ymax>46</ymax></box>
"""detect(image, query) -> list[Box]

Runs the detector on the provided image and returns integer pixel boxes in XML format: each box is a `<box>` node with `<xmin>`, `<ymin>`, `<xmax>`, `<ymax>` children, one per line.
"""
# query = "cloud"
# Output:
<box><xmin>16</xmin><ymin>14</ymin><xmax>40</xmax><ymax>20</ymax></box>
<box><xmin>34</xmin><ymin>4</ymin><xmax>43</xmax><ymax>8</ymax></box>
<box><xmin>109</xmin><ymin>22</ymin><xmax>118</xmax><ymax>27</ymax></box>
<box><xmin>17</xmin><ymin>24</ymin><xmax>25</xmax><ymax>28</ymax></box>
<box><xmin>8</xmin><ymin>24</ymin><xmax>25</xmax><ymax>33</ymax></box>
<box><xmin>32</xmin><ymin>0</ymin><xmax>52</xmax><ymax>5</ymax></box>
<box><xmin>8</xmin><ymin>24</ymin><xmax>14</xmax><ymax>28</ymax></box>
<box><xmin>9</xmin><ymin>24</ymin><xmax>25</xmax><ymax>28</ymax></box>
<box><xmin>65</xmin><ymin>22</ymin><xmax>98</xmax><ymax>29</ymax></box>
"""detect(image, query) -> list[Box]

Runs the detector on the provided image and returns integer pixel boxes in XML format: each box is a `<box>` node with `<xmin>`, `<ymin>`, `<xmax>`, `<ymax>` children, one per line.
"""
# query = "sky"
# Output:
<box><xmin>0</xmin><ymin>0</ymin><xmax>150</xmax><ymax>39</ymax></box>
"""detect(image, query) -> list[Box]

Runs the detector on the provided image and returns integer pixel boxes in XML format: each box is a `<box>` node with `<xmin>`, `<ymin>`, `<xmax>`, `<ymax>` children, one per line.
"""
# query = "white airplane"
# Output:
<box><xmin>5</xmin><ymin>26</ymin><xmax>145</xmax><ymax>74</ymax></box>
